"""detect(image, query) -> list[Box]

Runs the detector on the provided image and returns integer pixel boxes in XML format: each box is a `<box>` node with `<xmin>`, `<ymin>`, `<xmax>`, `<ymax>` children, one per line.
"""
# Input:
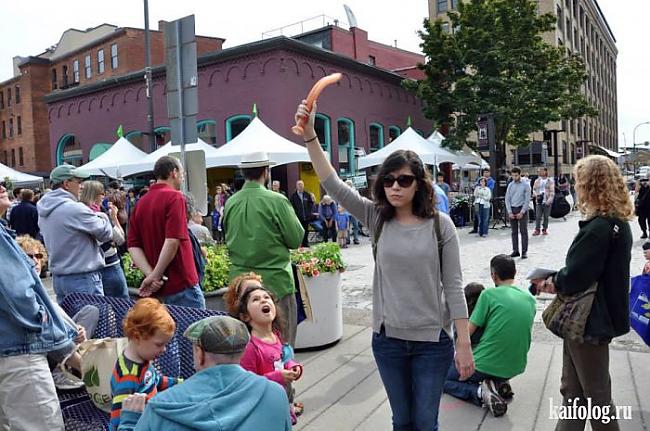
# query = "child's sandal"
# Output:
<box><xmin>293</xmin><ymin>401</ymin><xmax>304</xmax><ymax>417</ymax></box>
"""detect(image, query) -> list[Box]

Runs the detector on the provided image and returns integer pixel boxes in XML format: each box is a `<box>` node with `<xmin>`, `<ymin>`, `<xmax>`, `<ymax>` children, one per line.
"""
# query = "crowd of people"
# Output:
<box><xmin>0</xmin><ymin>99</ymin><xmax>636</xmax><ymax>431</ymax></box>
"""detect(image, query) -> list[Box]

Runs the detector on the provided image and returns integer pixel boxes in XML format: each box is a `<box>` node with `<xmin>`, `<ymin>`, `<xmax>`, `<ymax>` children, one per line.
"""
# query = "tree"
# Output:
<box><xmin>405</xmin><ymin>0</ymin><xmax>597</xmax><ymax>158</ymax></box>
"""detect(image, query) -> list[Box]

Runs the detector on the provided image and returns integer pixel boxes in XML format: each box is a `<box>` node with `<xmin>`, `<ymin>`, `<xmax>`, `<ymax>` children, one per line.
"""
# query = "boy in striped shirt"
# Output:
<box><xmin>110</xmin><ymin>298</ymin><xmax>181</xmax><ymax>430</ymax></box>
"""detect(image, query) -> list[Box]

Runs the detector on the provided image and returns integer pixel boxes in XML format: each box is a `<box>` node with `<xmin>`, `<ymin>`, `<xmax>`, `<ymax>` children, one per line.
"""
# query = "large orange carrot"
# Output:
<box><xmin>292</xmin><ymin>73</ymin><xmax>342</xmax><ymax>136</ymax></box>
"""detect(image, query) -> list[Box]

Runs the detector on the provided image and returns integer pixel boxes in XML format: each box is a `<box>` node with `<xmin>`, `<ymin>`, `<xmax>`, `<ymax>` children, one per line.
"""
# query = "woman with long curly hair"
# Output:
<box><xmin>533</xmin><ymin>155</ymin><xmax>633</xmax><ymax>431</ymax></box>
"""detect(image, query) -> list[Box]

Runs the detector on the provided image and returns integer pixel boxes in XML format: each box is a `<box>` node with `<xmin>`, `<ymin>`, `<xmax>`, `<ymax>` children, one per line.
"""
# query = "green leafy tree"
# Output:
<box><xmin>406</xmin><ymin>0</ymin><xmax>597</xmax><ymax>155</ymax></box>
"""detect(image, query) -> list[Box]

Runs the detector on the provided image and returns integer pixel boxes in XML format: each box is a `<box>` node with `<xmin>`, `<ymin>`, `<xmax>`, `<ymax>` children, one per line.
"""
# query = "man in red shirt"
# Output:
<box><xmin>127</xmin><ymin>156</ymin><xmax>204</xmax><ymax>308</ymax></box>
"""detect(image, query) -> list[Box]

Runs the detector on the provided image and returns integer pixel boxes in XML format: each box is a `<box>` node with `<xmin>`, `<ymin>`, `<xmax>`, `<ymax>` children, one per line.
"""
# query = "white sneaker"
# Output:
<box><xmin>52</xmin><ymin>367</ymin><xmax>84</xmax><ymax>390</ymax></box>
<box><xmin>480</xmin><ymin>380</ymin><xmax>507</xmax><ymax>417</ymax></box>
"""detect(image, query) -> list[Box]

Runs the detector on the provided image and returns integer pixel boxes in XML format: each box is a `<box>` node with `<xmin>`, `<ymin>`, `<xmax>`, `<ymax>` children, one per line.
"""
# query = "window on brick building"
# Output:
<box><xmin>62</xmin><ymin>65</ymin><xmax>68</xmax><ymax>88</ymax></box>
<box><xmin>556</xmin><ymin>6</ymin><xmax>563</xmax><ymax>33</ymax></box>
<box><xmin>369</xmin><ymin>123</ymin><xmax>384</xmax><ymax>152</ymax></box>
<box><xmin>450</xmin><ymin>0</ymin><xmax>458</xmax><ymax>9</ymax></box>
<box><xmin>17</xmin><ymin>116</ymin><xmax>21</xmax><ymax>135</ymax></box>
<box><xmin>8</xmin><ymin>118</ymin><xmax>13</xmax><ymax>138</ymax></box>
<box><xmin>337</xmin><ymin>118</ymin><xmax>355</xmax><ymax>175</ymax></box>
<box><xmin>368</xmin><ymin>55</ymin><xmax>376</xmax><ymax>66</ymax></box>
<box><xmin>2</xmin><ymin>151</ymin><xmax>6</xmax><ymax>165</ymax></box>
<box><xmin>7</xmin><ymin>88</ymin><xmax>11</xmax><ymax>107</ymax></box>
<box><xmin>315</xmin><ymin>114</ymin><xmax>332</xmax><ymax>159</ymax></box>
<box><xmin>1</xmin><ymin>121</ymin><xmax>5</xmax><ymax>139</ymax></box>
<box><xmin>0</xmin><ymin>92</ymin><xmax>3</xmax><ymax>109</ymax></box>
<box><xmin>388</xmin><ymin>126</ymin><xmax>401</xmax><ymax>143</ymax></box>
<box><xmin>437</xmin><ymin>0</ymin><xmax>448</xmax><ymax>14</ymax></box>
<box><xmin>11</xmin><ymin>149</ymin><xmax>15</xmax><ymax>167</ymax></box>
<box><xmin>73</xmin><ymin>59</ymin><xmax>80</xmax><ymax>83</ymax></box>
<box><xmin>51</xmin><ymin>69</ymin><xmax>58</xmax><ymax>90</ymax></box>
<box><xmin>85</xmin><ymin>55</ymin><xmax>92</xmax><ymax>79</ymax></box>
<box><xmin>225</xmin><ymin>115</ymin><xmax>252</xmax><ymax>142</ymax></box>
<box><xmin>111</xmin><ymin>44</ymin><xmax>118</xmax><ymax>69</ymax></box>
<box><xmin>15</xmin><ymin>85</ymin><xmax>20</xmax><ymax>104</ymax></box>
<box><xmin>18</xmin><ymin>147</ymin><xmax>23</xmax><ymax>166</ymax></box>
<box><xmin>98</xmin><ymin>49</ymin><xmax>105</xmax><ymax>74</ymax></box>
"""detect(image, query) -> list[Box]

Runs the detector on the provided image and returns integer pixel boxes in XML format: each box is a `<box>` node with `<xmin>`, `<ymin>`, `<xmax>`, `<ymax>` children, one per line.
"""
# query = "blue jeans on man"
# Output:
<box><xmin>444</xmin><ymin>361</ymin><xmax>506</xmax><ymax>406</ymax></box>
<box><xmin>162</xmin><ymin>284</ymin><xmax>206</xmax><ymax>309</ymax></box>
<box><xmin>372</xmin><ymin>328</ymin><xmax>454</xmax><ymax>431</ymax></box>
<box><xmin>347</xmin><ymin>216</ymin><xmax>360</xmax><ymax>244</ymax></box>
<box><xmin>52</xmin><ymin>270</ymin><xmax>103</xmax><ymax>304</ymax></box>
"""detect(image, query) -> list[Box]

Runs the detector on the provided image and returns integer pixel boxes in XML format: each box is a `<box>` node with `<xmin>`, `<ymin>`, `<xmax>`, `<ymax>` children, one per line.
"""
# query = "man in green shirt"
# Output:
<box><xmin>223</xmin><ymin>152</ymin><xmax>304</xmax><ymax>346</ymax></box>
<box><xmin>444</xmin><ymin>254</ymin><xmax>536</xmax><ymax>417</ymax></box>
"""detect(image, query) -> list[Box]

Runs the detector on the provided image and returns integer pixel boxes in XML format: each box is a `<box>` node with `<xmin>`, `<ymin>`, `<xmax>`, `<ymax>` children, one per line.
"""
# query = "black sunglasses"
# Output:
<box><xmin>27</xmin><ymin>253</ymin><xmax>44</xmax><ymax>260</ymax></box>
<box><xmin>382</xmin><ymin>174</ymin><xmax>416</xmax><ymax>188</ymax></box>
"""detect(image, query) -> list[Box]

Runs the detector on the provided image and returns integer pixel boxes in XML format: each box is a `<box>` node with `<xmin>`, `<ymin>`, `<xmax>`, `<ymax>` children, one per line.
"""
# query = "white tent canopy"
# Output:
<box><xmin>78</xmin><ymin>137</ymin><xmax>148</xmax><ymax>178</ymax></box>
<box><xmin>120</xmin><ymin>139</ymin><xmax>219</xmax><ymax>176</ymax></box>
<box><xmin>358</xmin><ymin>127</ymin><xmax>459</xmax><ymax>169</ymax></box>
<box><xmin>0</xmin><ymin>162</ymin><xmax>43</xmax><ymax>186</ymax></box>
<box><xmin>206</xmin><ymin>117</ymin><xmax>310</xmax><ymax>167</ymax></box>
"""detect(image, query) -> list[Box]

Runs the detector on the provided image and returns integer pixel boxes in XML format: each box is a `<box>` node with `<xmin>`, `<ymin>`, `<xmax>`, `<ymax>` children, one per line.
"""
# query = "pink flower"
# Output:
<box><xmin>325</xmin><ymin>259</ymin><xmax>332</xmax><ymax>266</ymax></box>
<box><xmin>313</xmin><ymin>269</ymin><xmax>320</xmax><ymax>277</ymax></box>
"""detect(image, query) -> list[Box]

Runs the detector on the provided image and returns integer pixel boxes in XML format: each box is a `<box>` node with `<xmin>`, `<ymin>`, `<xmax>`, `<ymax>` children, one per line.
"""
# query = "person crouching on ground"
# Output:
<box><xmin>110</xmin><ymin>298</ymin><xmax>181</xmax><ymax>430</ymax></box>
<box><xmin>444</xmin><ymin>254</ymin><xmax>536</xmax><ymax>417</ymax></box>
<box><xmin>117</xmin><ymin>316</ymin><xmax>292</xmax><ymax>431</ymax></box>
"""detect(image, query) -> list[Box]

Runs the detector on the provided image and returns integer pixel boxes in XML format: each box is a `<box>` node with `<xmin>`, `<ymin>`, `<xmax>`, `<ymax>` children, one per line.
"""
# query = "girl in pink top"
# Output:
<box><xmin>237</xmin><ymin>283</ymin><xmax>304</xmax><ymax>423</ymax></box>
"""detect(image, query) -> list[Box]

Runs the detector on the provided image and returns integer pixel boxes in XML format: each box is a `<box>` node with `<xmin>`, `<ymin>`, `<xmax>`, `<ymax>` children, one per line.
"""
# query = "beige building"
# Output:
<box><xmin>428</xmin><ymin>0</ymin><xmax>618</xmax><ymax>177</ymax></box>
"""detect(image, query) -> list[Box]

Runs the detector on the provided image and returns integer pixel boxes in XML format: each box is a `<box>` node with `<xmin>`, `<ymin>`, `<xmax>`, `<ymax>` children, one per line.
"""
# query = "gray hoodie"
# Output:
<box><xmin>37</xmin><ymin>188</ymin><xmax>113</xmax><ymax>275</ymax></box>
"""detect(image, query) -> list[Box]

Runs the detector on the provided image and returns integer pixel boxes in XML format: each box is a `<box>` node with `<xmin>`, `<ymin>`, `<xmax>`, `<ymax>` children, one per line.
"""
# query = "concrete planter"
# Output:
<box><xmin>295</xmin><ymin>272</ymin><xmax>343</xmax><ymax>350</ymax></box>
<box><xmin>127</xmin><ymin>287</ymin><xmax>228</xmax><ymax>312</ymax></box>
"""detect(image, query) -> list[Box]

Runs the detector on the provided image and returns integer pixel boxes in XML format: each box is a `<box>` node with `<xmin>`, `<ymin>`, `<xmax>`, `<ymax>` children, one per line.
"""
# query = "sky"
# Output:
<box><xmin>0</xmin><ymin>0</ymin><xmax>647</xmax><ymax>148</ymax></box>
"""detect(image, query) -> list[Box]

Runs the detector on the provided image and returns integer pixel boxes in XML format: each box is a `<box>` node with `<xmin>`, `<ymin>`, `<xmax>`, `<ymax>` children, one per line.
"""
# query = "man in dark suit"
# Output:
<box><xmin>289</xmin><ymin>180</ymin><xmax>316</xmax><ymax>248</ymax></box>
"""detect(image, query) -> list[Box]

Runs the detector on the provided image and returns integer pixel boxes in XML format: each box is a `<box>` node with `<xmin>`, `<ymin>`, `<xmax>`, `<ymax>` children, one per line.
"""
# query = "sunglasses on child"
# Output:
<box><xmin>382</xmin><ymin>174</ymin><xmax>417</xmax><ymax>188</ymax></box>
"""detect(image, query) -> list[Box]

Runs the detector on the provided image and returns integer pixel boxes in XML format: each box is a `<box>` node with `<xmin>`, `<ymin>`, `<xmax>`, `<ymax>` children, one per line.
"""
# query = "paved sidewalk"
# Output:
<box><xmin>294</xmin><ymin>324</ymin><xmax>650</xmax><ymax>431</ymax></box>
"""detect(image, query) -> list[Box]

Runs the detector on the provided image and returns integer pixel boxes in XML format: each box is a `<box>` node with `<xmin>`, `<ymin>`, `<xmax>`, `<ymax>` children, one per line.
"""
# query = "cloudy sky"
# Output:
<box><xmin>1</xmin><ymin>0</ymin><xmax>647</xmax><ymax>148</ymax></box>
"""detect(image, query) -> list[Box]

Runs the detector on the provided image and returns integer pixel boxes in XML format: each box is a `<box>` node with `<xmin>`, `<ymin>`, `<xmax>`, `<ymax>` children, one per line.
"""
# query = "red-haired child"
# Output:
<box><xmin>110</xmin><ymin>298</ymin><xmax>181</xmax><ymax>430</ymax></box>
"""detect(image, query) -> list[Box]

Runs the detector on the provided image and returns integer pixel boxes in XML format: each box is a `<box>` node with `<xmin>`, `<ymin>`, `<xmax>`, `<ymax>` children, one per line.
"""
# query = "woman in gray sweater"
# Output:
<box><xmin>295</xmin><ymin>102</ymin><xmax>474</xmax><ymax>431</ymax></box>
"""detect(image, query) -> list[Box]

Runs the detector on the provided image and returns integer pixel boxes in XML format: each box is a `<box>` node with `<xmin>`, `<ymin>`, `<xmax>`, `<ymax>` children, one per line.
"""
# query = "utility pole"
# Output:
<box><xmin>633</xmin><ymin>121</ymin><xmax>650</xmax><ymax>174</ymax></box>
<box><xmin>144</xmin><ymin>0</ymin><xmax>156</xmax><ymax>152</ymax></box>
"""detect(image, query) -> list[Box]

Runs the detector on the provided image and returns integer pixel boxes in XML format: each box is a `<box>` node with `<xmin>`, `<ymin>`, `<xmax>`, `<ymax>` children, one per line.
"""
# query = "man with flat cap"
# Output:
<box><xmin>38</xmin><ymin>164</ymin><xmax>115</xmax><ymax>302</ymax></box>
<box><xmin>118</xmin><ymin>315</ymin><xmax>292</xmax><ymax>430</ymax></box>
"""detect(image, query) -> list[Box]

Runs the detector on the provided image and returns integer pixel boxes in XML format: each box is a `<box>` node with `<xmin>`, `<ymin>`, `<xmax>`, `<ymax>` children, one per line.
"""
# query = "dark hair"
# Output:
<box><xmin>153</xmin><ymin>156</ymin><xmax>181</xmax><ymax>180</ymax></box>
<box><xmin>13</xmin><ymin>188</ymin><xmax>22</xmax><ymax>198</ymax></box>
<box><xmin>539</xmin><ymin>167</ymin><xmax>548</xmax><ymax>173</ymax></box>
<box><xmin>478</xmin><ymin>177</ymin><xmax>487</xmax><ymax>186</ymax></box>
<box><xmin>464</xmin><ymin>282</ymin><xmax>485</xmax><ymax>316</ymax></box>
<box><xmin>643</xmin><ymin>242</ymin><xmax>650</xmax><ymax>251</ymax></box>
<box><xmin>511</xmin><ymin>167</ymin><xmax>521</xmax><ymax>174</ymax></box>
<box><xmin>372</xmin><ymin>150</ymin><xmax>435</xmax><ymax>222</ymax></box>
<box><xmin>241</xmin><ymin>166</ymin><xmax>267</xmax><ymax>181</ymax></box>
<box><xmin>237</xmin><ymin>284</ymin><xmax>285</xmax><ymax>336</ymax></box>
<box><xmin>437</xmin><ymin>172</ymin><xmax>444</xmax><ymax>178</ymax></box>
<box><xmin>490</xmin><ymin>254</ymin><xmax>516</xmax><ymax>281</ymax></box>
<box><xmin>20</xmin><ymin>189</ymin><xmax>34</xmax><ymax>201</ymax></box>
<box><xmin>482</xmin><ymin>168</ymin><xmax>490</xmax><ymax>175</ymax></box>
<box><xmin>138</xmin><ymin>187</ymin><xmax>149</xmax><ymax>198</ymax></box>
<box><xmin>108</xmin><ymin>180</ymin><xmax>120</xmax><ymax>190</ymax></box>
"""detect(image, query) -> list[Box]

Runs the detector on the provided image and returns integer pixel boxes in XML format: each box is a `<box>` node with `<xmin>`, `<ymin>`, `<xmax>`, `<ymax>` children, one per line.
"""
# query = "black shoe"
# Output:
<box><xmin>353</xmin><ymin>240</ymin><xmax>360</xmax><ymax>245</ymax></box>
<box><xmin>481</xmin><ymin>380</ymin><xmax>507</xmax><ymax>417</ymax></box>
<box><xmin>496</xmin><ymin>381</ymin><xmax>514</xmax><ymax>401</ymax></box>
<box><xmin>510</xmin><ymin>251</ymin><xmax>520</xmax><ymax>258</ymax></box>
<box><xmin>521</xmin><ymin>253</ymin><xmax>528</xmax><ymax>259</ymax></box>
<box><xmin>642</xmin><ymin>233</ymin><xmax>648</xmax><ymax>239</ymax></box>
<box><xmin>469</xmin><ymin>230</ymin><xmax>478</xmax><ymax>234</ymax></box>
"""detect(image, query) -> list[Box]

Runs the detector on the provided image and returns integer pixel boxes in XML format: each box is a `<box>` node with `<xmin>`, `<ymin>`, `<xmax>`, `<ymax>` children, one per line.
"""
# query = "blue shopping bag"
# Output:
<box><xmin>630</xmin><ymin>274</ymin><xmax>650</xmax><ymax>346</ymax></box>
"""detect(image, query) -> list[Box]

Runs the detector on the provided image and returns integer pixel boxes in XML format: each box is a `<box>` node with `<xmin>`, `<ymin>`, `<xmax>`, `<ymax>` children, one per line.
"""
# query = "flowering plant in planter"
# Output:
<box><xmin>121</xmin><ymin>244</ymin><xmax>231</xmax><ymax>293</ymax></box>
<box><xmin>291</xmin><ymin>242</ymin><xmax>346</xmax><ymax>278</ymax></box>
<box><xmin>450</xmin><ymin>194</ymin><xmax>470</xmax><ymax>210</ymax></box>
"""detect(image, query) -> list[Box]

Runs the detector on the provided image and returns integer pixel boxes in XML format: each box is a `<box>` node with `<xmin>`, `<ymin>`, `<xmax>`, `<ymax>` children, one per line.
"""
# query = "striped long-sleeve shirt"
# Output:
<box><xmin>110</xmin><ymin>352</ymin><xmax>182</xmax><ymax>430</ymax></box>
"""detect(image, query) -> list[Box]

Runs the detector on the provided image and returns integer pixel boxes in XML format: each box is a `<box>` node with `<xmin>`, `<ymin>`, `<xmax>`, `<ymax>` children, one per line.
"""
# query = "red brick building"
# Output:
<box><xmin>0</xmin><ymin>22</ymin><xmax>223</xmax><ymax>175</ymax></box>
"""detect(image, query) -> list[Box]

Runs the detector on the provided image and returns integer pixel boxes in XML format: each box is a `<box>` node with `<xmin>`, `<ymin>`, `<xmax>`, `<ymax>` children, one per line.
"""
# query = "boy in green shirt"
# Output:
<box><xmin>443</xmin><ymin>254</ymin><xmax>536</xmax><ymax>417</ymax></box>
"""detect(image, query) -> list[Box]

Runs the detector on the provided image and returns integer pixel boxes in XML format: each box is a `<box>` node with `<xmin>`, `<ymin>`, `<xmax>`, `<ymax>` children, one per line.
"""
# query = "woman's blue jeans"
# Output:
<box><xmin>479</xmin><ymin>205</ymin><xmax>490</xmax><ymax>236</ymax></box>
<box><xmin>372</xmin><ymin>328</ymin><xmax>454</xmax><ymax>431</ymax></box>
<box><xmin>101</xmin><ymin>264</ymin><xmax>129</xmax><ymax>299</ymax></box>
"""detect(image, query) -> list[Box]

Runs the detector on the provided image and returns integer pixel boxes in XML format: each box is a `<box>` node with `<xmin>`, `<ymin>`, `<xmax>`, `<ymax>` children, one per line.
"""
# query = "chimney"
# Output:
<box><xmin>350</xmin><ymin>27</ymin><xmax>369</xmax><ymax>63</ymax></box>
<box><xmin>12</xmin><ymin>56</ymin><xmax>25</xmax><ymax>77</ymax></box>
<box><xmin>158</xmin><ymin>20</ymin><xmax>167</xmax><ymax>31</ymax></box>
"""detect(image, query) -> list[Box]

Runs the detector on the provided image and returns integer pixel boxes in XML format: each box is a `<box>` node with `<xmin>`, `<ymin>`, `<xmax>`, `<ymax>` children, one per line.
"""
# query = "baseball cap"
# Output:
<box><xmin>50</xmin><ymin>164</ymin><xmax>91</xmax><ymax>183</ymax></box>
<box><xmin>183</xmin><ymin>315</ymin><xmax>250</xmax><ymax>354</ymax></box>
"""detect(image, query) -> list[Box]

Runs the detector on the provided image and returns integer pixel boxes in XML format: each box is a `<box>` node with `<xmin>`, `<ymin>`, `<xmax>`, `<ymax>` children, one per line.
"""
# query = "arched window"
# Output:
<box><xmin>56</xmin><ymin>134</ymin><xmax>83</xmax><ymax>166</ymax></box>
<box><xmin>369</xmin><ymin>122</ymin><xmax>384</xmax><ymax>152</ymax></box>
<box><xmin>336</xmin><ymin>118</ymin><xmax>355</xmax><ymax>175</ymax></box>
<box><xmin>89</xmin><ymin>143</ymin><xmax>112</xmax><ymax>161</ymax></box>
<box><xmin>315</xmin><ymin>113</ymin><xmax>331</xmax><ymax>159</ymax></box>
<box><xmin>225</xmin><ymin>115</ymin><xmax>252</xmax><ymax>142</ymax></box>
<box><xmin>197</xmin><ymin>119</ymin><xmax>217</xmax><ymax>146</ymax></box>
<box><xmin>125</xmin><ymin>130</ymin><xmax>144</xmax><ymax>151</ymax></box>
<box><xmin>154</xmin><ymin>126</ymin><xmax>171</xmax><ymax>148</ymax></box>
<box><xmin>388</xmin><ymin>126</ymin><xmax>401</xmax><ymax>143</ymax></box>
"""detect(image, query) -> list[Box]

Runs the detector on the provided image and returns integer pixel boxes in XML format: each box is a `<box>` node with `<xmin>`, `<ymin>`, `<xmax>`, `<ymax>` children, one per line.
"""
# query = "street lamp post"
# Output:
<box><xmin>633</xmin><ymin>121</ymin><xmax>650</xmax><ymax>174</ymax></box>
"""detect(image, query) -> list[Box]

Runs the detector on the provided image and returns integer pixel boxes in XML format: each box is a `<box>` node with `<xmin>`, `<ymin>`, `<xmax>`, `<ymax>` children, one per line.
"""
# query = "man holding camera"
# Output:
<box><xmin>532</xmin><ymin>167</ymin><xmax>554</xmax><ymax>236</ymax></box>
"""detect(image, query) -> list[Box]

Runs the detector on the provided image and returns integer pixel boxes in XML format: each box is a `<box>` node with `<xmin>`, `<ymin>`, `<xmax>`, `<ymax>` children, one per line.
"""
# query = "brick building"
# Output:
<box><xmin>429</xmin><ymin>0</ymin><xmax>618</xmax><ymax>177</ymax></box>
<box><xmin>44</xmin><ymin>23</ymin><xmax>431</xmax><ymax>194</ymax></box>
<box><xmin>0</xmin><ymin>22</ymin><xmax>223</xmax><ymax>175</ymax></box>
